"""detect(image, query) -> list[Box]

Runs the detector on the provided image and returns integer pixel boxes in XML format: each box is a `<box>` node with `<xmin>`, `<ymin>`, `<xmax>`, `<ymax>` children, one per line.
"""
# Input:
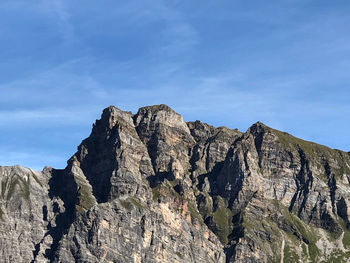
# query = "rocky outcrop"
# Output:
<box><xmin>1</xmin><ymin>104</ymin><xmax>350</xmax><ymax>262</ymax></box>
<box><xmin>0</xmin><ymin>166</ymin><xmax>61</xmax><ymax>263</ymax></box>
<box><xmin>53</xmin><ymin>105</ymin><xmax>224</xmax><ymax>263</ymax></box>
<box><xmin>211</xmin><ymin>122</ymin><xmax>350</xmax><ymax>262</ymax></box>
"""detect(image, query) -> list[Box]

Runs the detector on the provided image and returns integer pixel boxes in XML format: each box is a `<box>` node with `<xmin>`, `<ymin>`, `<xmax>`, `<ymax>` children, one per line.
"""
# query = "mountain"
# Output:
<box><xmin>1</xmin><ymin>104</ymin><xmax>350</xmax><ymax>263</ymax></box>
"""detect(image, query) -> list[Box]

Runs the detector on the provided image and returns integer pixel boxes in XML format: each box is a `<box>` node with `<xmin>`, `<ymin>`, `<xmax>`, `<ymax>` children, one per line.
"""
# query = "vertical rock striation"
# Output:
<box><xmin>54</xmin><ymin>105</ymin><xmax>225</xmax><ymax>263</ymax></box>
<box><xmin>1</xmin><ymin>104</ymin><xmax>350</xmax><ymax>262</ymax></box>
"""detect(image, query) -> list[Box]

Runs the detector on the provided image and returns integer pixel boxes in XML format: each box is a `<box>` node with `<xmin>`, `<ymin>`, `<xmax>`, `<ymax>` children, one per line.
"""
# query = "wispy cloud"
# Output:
<box><xmin>1</xmin><ymin>0</ymin><xmax>350</xmax><ymax>170</ymax></box>
<box><xmin>40</xmin><ymin>0</ymin><xmax>76</xmax><ymax>42</ymax></box>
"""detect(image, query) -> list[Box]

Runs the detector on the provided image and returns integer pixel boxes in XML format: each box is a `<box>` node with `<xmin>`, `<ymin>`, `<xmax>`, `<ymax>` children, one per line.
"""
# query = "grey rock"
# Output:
<box><xmin>1</xmin><ymin>105</ymin><xmax>350</xmax><ymax>263</ymax></box>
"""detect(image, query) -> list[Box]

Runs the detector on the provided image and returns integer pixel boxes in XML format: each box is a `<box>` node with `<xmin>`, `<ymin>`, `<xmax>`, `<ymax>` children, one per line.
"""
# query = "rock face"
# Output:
<box><xmin>1</xmin><ymin>104</ymin><xmax>350</xmax><ymax>263</ymax></box>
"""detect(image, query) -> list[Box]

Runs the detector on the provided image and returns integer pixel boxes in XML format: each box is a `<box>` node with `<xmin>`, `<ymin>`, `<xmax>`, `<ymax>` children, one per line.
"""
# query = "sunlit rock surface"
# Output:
<box><xmin>1</xmin><ymin>104</ymin><xmax>350</xmax><ymax>262</ymax></box>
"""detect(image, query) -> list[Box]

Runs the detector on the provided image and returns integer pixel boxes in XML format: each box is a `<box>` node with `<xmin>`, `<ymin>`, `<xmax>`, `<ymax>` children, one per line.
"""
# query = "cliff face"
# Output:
<box><xmin>1</xmin><ymin>104</ymin><xmax>350</xmax><ymax>263</ymax></box>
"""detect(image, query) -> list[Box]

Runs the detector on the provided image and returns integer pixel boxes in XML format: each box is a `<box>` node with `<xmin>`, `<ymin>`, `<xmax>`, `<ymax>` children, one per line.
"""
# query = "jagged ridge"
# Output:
<box><xmin>1</xmin><ymin>104</ymin><xmax>350</xmax><ymax>263</ymax></box>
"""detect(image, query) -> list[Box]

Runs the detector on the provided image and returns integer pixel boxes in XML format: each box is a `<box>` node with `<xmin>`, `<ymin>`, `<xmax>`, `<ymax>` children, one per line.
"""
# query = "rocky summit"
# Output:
<box><xmin>1</xmin><ymin>105</ymin><xmax>350</xmax><ymax>263</ymax></box>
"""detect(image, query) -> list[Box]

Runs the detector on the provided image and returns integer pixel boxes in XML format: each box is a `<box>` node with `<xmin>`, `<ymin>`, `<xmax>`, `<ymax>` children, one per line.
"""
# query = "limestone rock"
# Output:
<box><xmin>1</xmin><ymin>105</ymin><xmax>350</xmax><ymax>263</ymax></box>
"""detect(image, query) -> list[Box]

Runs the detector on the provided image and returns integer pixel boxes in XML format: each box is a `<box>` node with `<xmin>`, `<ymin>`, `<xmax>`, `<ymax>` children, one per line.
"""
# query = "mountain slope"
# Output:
<box><xmin>1</xmin><ymin>104</ymin><xmax>350</xmax><ymax>263</ymax></box>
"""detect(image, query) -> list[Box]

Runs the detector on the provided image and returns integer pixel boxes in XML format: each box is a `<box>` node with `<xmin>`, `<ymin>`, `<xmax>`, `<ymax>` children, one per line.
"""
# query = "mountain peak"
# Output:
<box><xmin>137</xmin><ymin>104</ymin><xmax>175</xmax><ymax>113</ymax></box>
<box><xmin>134</xmin><ymin>104</ymin><xmax>190</xmax><ymax>134</ymax></box>
<box><xmin>246</xmin><ymin>121</ymin><xmax>270</xmax><ymax>137</ymax></box>
<box><xmin>2</xmin><ymin>105</ymin><xmax>350</xmax><ymax>263</ymax></box>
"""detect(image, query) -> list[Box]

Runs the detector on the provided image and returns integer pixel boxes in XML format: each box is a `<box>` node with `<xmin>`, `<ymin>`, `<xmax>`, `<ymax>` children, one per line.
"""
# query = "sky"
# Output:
<box><xmin>1</xmin><ymin>0</ymin><xmax>350</xmax><ymax>170</ymax></box>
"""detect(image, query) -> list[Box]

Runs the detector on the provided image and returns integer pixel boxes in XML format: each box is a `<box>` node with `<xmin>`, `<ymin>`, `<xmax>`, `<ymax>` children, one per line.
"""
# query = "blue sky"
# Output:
<box><xmin>1</xmin><ymin>0</ymin><xmax>350</xmax><ymax>170</ymax></box>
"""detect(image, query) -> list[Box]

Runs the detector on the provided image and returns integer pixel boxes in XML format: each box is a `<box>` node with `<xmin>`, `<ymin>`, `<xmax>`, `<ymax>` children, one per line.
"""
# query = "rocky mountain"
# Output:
<box><xmin>1</xmin><ymin>104</ymin><xmax>350</xmax><ymax>263</ymax></box>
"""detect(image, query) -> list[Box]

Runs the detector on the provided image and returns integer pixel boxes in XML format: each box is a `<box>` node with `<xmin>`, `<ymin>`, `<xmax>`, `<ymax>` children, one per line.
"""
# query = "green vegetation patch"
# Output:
<box><xmin>119</xmin><ymin>197</ymin><xmax>145</xmax><ymax>211</ymax></box>
<box><xmin>284</xmin><ymin>244</ymin><xmax>300</xmax><ymax>263</ymax></box>
<box><xmin>320</xmin><ymin>250</ymin><xmax>350</xmax><ymax>263</ymax></box>
<box><xmin>211</xmin><ymin>196</ymin><xmax>234</xmax><ymax>244</ymax></box>
<box><xmin>272</xmin><ymin>200</ymin><xmax>320</xmax><ymax>262</ymax></box>
<box><xmin>74</xmin><ymin>176</ymin><xmax>97</xmax><ymax>213</ymax></box>
<box><xmin>343</xmin><ymin>231</ymin><xmax>350</xmax><ymax>248</ymax></box>
<box><xmin>1</xmin><ymin>173</ymin><xmax>32</xmax><ymax>202</ymax></box>
<box><xmin>18</xmin><ymin>176</ymin><xmax>30</xmax><ymax>200</ymax></box>
<box><xmin>120</xmin><ymin>199</ymin><xmax>133</xmax><ymax>210</ymax></box>
<box><xmin>76</xmin><ymin>188</ymin><xmax>96</xmax><ymax>212</ymax></box>
<box><xmin>270</xmin><ymin>127</ymin><xmax>350</xmax><ymax>180</ymax></box>
<box><xmin>188</xmin><ymin>202</ymin><xmax>204</xmax><ymax>225</ymax></box>
<box><xmin>242</xmin><ymin>214</ymin><xmax>286</xmax><ymax>262</ymax></box>
<box><xmin>0</xmin><ymin>170</ymin><xmax>45</xmax><ymax>204</ymax></box>
<box><xmin>1</xmin><ymin>177</ymin><xmax>9</xmax><ymax>199</ymax></box>
<box><xmin>152</xmin><ymin>187</ymin><xmax>163</xmax><ymax>201</ymax></box>
<box><xmin>129</xmin><ymin>197</ymin><xmax>144</xmax><ymax>209</ymax></box>
<box><xmin>272</xmin><ymin>128</ymin><xmax>333</xmax><ymax>158</ymax></box>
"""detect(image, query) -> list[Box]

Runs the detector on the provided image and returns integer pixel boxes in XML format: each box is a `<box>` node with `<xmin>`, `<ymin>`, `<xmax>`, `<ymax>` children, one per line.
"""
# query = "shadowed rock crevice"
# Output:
<box><xmin>45</xmin><ymin>168</ymin><xmax>78</xmax><ymax>262</ymax></box>
<box><xmin>74</xmin><ymin>108</ymin><xmax>121</xmax><ymax>203</ymax></box>
<box><xmin>2</xmin><ymin>105</ymin><xmax>350</xmax><ymax>263</ymax></box>
<box><xmin>292</xmin><ymin>148</ymin><xmax>313</xmax><ymax>218</ymax></box>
